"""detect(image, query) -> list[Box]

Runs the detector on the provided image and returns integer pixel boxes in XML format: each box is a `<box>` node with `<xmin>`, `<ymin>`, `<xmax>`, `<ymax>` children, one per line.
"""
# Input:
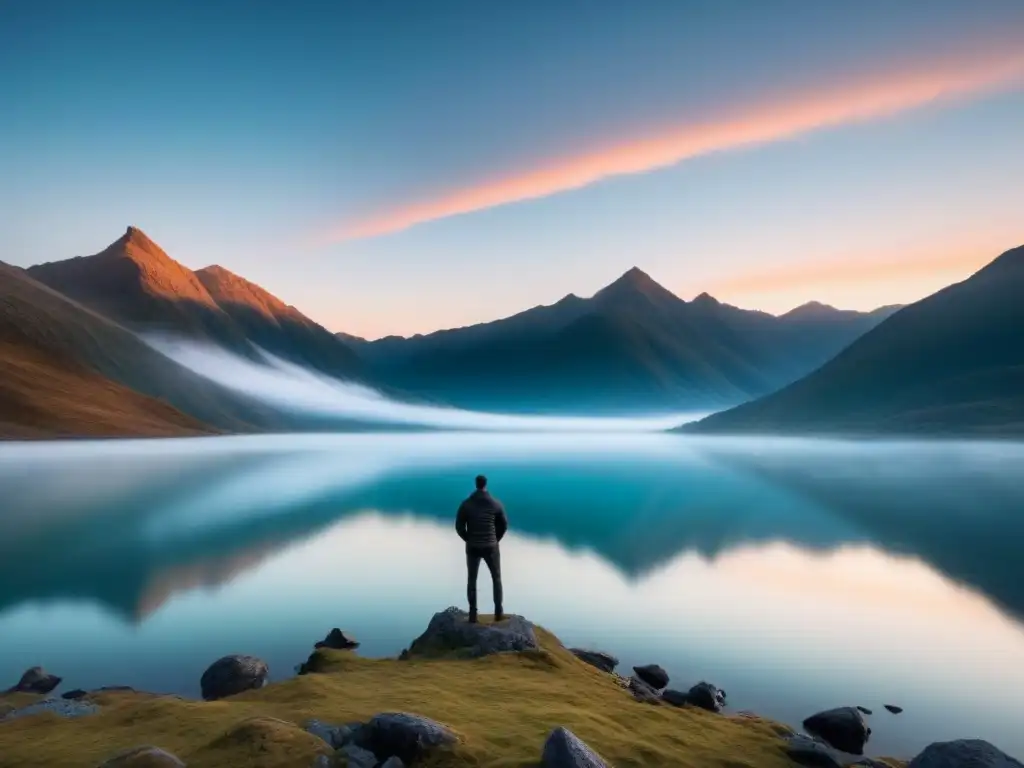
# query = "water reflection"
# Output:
<box><xmin>2</xmin><ymin>434</ymin><xmax>1023</xmax><ymax>623</ymax></box>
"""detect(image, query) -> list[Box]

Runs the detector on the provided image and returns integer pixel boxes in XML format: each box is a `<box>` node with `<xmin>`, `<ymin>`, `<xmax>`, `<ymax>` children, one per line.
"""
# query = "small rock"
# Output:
<box><xmin>305</xmin><ymin>719</ymin><xmax>353</xmax><ymax>749</ymax></box>
<box><xmin>883</xmin><ymin>704</ymin><xmax>903</xmax><ymax>714</ymax></box>
<box><xmin>10</xmin><ymin>666</ymin><xmax>61</xmax><ymax>694</ymax></box>
<box><xmin>2</xmin><ymin>698</ymin><xmax>99</xmax><ymax>721</ymax></box>
<box><xmin>661</xmin><ymin>689</ymin><xmax>690</xmax><ymax>707</ymax></box>
<box><xmin>96</xmin><ymin>746</ymin><xmax>186</xmax><ymax>767</ymax></box>
<box><xmin>568</xmin><ymin>649</ymin><xmax>618</xmax><ymax>674</ymax></box>
<box><xmin>541</xmin><ymin>726</ymin><xmax>609</xmax><ymax>768</ymax></box>
<box><xmin>380</xmin><ymin>758</ymin><xmax>406</xmax><ymax>768</ymax></box>
<box><xmin>406</xmin><ymin>606</ymin><xmax>538</xmax><ymax>657</ymax></box>
<box><xmin>62</xmin><ymin>689</ymin><xmax>88</xmax><ymax>700</ymax></box>
<box><xmin>908</xmin><ymin>739</ymin><xmax>1023</xmax><ymax>768</ymax></box>
<box><xmin>786</xmin><ymin>734</ymin><xmax>844</xmax><ymax>768</ymax></box>
<box><xmin>340</xmin><ymin>743</ymin><xmax>376</xmax><ymax>768</ymax></box>
<box><xmin>627</xmin><ymin>676</ymin><xmax>661</xmax><ymax>704</ymax></box>
<box><xmin>856</xmin><ymin>706</ymin><xmax>873</xmax><ymax>715</ymax></box>
<box><xmin>632</xmin><ymin>664</ymin><xmax>668</xmax><ymax>690</ymax></box>
<box><xmin>315</xmin><ymin>628</ymin><xmax>360</xmax><ymax>650</ymax></box>
<box><xmin>802</xmin><ymin>706</ymin><xmax>871</xmax><ymax>755</ymax></box>
<box><xmin>686</xmin><ymin>681</ymin><xmax>726</xmax><ymax>713</ymax></box>
<box><xmin>199</xmin><ymin>655</ymin><xmax>268</xmax><ymax>701</ymax></box>
<box><xmin>357</xmin><ymin>712</ymin><xmax>458</xmax><ymax>763</ymax></box>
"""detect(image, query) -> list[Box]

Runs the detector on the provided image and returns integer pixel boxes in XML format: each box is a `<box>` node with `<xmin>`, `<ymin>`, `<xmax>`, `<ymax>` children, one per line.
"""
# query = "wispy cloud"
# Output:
<box><xmin>323</xmin><ymin>47</ymin><xmax>1024</xmax><ymax>242</ymax></box>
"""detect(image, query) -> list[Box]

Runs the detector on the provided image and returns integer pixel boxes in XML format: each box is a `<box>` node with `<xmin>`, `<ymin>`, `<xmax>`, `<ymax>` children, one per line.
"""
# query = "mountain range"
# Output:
<box><xmin>4</xmin><ymin>224</ymin><xmax>1021</xmax><ymax>437</ymax></box>
<box><xmin>351</xmin><ymin>266</ymin><xmax>898</xmax><ymax>413</ymax></box>
<box><xmin>684</xmin><ymin>244</ymin><xmax>1024</xmax><ymax>435</ymax></box>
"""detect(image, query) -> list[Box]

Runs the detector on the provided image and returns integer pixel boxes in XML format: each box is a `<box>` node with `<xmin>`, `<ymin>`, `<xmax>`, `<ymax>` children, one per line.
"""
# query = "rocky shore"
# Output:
<box><xmin>0</xmin><ymin>607</ymin><xmax>1019</xmax><ymax>767</ymax></box>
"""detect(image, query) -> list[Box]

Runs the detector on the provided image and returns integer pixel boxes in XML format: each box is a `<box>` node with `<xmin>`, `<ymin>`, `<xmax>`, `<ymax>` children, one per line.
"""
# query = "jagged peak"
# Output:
<box><xmin>594</xmin><ymin>266</ymin><xmax>680</xmax><ymax>305</ymax></box>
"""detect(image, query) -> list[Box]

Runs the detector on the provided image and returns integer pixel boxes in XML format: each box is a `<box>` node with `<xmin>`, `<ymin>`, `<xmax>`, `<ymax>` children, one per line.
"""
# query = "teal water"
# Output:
<box><xmin>1</xmin><ymin>433</ymin><xmax>1023</xmax><ymax>760</ymax></box>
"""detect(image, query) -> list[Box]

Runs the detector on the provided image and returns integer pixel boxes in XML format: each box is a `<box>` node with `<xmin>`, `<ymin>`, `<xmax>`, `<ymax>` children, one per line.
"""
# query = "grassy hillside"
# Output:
<box><xmin>0</xmin><ymin>261</ymin><xmax>291</xmax><ymax>437</ymax></box>
<box><xmin>0</xmin><ymin>619</ymin><xmax>825</xmax><ymax>768</ymax></box>
<box><xmin>0</xmin><ymin>339</ymin><xmax>210</xmax><ymax>439</ymax></box>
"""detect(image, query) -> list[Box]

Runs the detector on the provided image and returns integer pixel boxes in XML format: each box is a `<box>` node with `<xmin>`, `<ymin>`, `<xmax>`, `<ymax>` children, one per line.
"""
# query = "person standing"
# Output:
<box><xmin>455</xmin><ymin>474</ymin><xmax>507</xmax><ymax>623</ymax></box>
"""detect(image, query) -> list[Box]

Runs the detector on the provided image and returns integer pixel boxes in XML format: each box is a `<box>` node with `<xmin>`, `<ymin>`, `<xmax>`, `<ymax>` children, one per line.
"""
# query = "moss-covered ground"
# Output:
<box><xmin>0</xmin><ymin>618</ymin><xmax>901</xmax><ymax>767</ymax></box>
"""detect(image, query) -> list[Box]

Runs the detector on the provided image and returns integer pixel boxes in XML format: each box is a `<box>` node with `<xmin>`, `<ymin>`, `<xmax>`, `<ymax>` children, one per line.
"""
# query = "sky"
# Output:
<box><xmin>2</xmin><ymin>1</ymin><xmax>1023</xmax><ymax>339</ymax></box>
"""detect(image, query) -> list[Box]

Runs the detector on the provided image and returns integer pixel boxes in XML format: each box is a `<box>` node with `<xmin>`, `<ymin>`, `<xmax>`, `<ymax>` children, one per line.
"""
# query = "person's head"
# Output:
<box><xmin>475</xmin><ymin>474</ymin><xmax>487</xmax><ymax>491</ymax></box>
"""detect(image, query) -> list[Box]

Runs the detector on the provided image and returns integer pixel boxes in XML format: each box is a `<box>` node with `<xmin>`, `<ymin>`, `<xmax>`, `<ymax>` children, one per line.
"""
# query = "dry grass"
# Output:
<box><xmin>0</xmin><ymin>620</ymin><xmax>809</xmax><ymax>768</ymax></box>
<box><xmin>0</xmin><ymin>339</ymin><xmax>212</xmax><ymax>439</ymax></box>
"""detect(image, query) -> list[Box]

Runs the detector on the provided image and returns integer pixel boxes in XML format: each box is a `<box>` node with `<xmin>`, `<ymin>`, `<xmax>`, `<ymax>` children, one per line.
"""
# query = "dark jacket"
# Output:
<box><xmin>456</xmin><ymin>490</ymin><xmax>508</xmax><ymax>549</ymax></box>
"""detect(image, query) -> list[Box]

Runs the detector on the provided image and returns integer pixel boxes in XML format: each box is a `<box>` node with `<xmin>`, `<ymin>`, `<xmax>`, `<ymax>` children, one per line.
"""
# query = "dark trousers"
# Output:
<box><xmin>466</xmin><ymin>545</ymin><xmax>502</xmax><ymax>614</ymax></box>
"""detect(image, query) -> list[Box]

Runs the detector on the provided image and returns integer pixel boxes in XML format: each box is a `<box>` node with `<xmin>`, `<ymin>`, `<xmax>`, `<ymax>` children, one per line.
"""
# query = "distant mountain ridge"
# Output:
<box><xmin>356</xmin><ymin>266</ymin><xmax>901</xmax><ymax>413</ymax></box>
<box><xmin>683</xmin><ymin>244</ymin><xmax>1024</xmax><ymax>435</ymax></box>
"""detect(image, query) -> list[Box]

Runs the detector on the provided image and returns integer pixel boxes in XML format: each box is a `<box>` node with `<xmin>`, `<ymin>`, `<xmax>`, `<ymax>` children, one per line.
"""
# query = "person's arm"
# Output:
<box><xmin>494</xmin><ymin>500</ymin><xmax>508</xmax><ymax>542</ymax></box>
<box><xmin>455</xmin><ymin>501</ymin><xmax>469</xmax><ymax>542</ymax></box>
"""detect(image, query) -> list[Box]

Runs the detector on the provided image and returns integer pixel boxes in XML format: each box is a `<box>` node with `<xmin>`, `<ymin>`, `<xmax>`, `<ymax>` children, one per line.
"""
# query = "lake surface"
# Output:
<box><xmin>1</xmin><ymin>432</ymin><xmax>1023</xmax><ymax>760</ymax></box>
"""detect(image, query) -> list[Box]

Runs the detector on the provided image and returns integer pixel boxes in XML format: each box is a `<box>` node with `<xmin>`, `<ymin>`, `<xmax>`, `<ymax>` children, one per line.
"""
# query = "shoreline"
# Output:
<box><xmin>2</xmin><ymin>607</ymin><xmax>1016</xmax><ymax>767</ymax></box>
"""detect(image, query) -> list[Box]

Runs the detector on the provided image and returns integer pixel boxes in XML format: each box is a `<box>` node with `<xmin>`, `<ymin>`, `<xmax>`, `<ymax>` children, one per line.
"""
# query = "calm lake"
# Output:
<box><xmin>1</xmin><ymin>432</ymin><xmax>1023</xmax><ymax>760</ymax></box>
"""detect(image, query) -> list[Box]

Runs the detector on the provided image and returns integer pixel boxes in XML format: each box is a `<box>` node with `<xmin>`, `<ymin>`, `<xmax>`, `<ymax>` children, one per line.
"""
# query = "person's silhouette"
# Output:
<box><xmin>455</xmin><ymin>474</ymin><xmax>508</xmax><ymax>623</ymax></box>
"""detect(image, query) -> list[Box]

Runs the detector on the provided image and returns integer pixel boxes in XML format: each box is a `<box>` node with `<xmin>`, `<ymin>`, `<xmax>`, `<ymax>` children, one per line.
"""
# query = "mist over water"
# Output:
<box><xmin>143</xmin><ymin>335</ymin><xmax>707</xmax><ymax>432</ymax></box>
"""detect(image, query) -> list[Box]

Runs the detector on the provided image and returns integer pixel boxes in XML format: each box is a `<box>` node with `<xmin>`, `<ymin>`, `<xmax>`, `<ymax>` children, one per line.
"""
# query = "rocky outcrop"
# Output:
<box><xmin>685</xmin><ymin>681</ymin><xmax>726</xmax><ymax>713</ymax></box>
<box><xmin>908</xmin><ymin>739</ymin><xmax>1023</xmax><ymax>768</ymax></box>
<box><xmin>61</xmin><ymin>689</ymin><xmax>88</xmax><ymax>700</ymax></box>
<box><xmin>627</xmin><ymin>675</ymin><xmax>661</xmax><ymax>704</ymax></box>
<box><xmin>884</xmin><ymin>704</ymin><xmax>903</xmax><ymax>714</ymax></box>
<box><xmin>632</xmin><ymin>664</ymin><xmax>668</xmax><ymax>690</ymax></box>
<box><xmin>199</xmin><ymin>654</ymin><xmax>268</xmax><ymax>701</ymax></box>
<box><xmin>316</xmin><ymin>628</ymin><xmax>360</xmax><ymax>650</ymax></box>
<box><xmin>568</xmin><ymin>649</ymin><xmax>618</xmax><ymax>673</ymax></box>
<box><xmin>305</xmin><ymin>718</ymin><xmax>357</xmax><ymax>750</ymax></box>
<box><xmin>856</xmin><ymin>706</ymin><xmax>873</xmax><ymax>715</ymax></box>
<box><xmin>2</xmin><ymin>698</ymin><xmax>99</xmax><ymax>721</ymax></box>
<box><xmin>541</xmin><ymin>726</ymin><xmax>609</xmax><ymax>768</ymax></box>
<box><xmin>785</xmin><ymin>734</ymin><xmax>844</xmax><ymax>768</ymax></box>
<box><xmin>407</xmin><ymin>606</ymin><xmax>538</xmax><ymax>658</ymax></box>
<box><xmin>96</xmin><ymin>746</ymin><xmax>186</xmax><ymax>767</ymax></box>
<box><xmin>355</xmin><ymin>712</ymin><xmax>458</xmax><ymax>763</ymax></box>
<box><xmin>802</xmin><ymin>707</ymin><xmax>871</xmax><ymax>755</ymax></box>
<box><xmin>8</xmin><ymin>666</ymin><xmax>61</xmax><ymax>694</ymax></box>
<box><xmin>341</xmin><ymin>742</ymin><xmax>377</xmax><ymax>768</ymax></box>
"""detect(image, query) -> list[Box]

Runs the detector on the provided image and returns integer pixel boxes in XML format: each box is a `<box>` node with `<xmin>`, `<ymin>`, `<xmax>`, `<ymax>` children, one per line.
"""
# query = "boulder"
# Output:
<box><xmin>883</xmin><ymin>704</ymin><xmax>903</xmax><ymax>714</ymax></box>
<box><xmin>802</xmin><ymin>706</ymin><xmax>871</xmax><ymax>755</ymax></box>
<box><xmin>568</xmin><ymin>649</ymin><xmax>618</xmax><ymax>673</ymax></box>
<box><xmin>686</xmin><ymin>681</ymin><xmax>726</xmax><ymax>713</ymax></box>
<box><xmin>96</xmin><ymin>746</ymin><xmax>186</xmax><ymax>767</ymax></box>
<box><xmin>541</xmin><ymin>726</ymin><xmax>609</xmax><ymax>768</ymax></box>
<box><xmin>908</xmin><ymin>739</ymin><xmax>1023</xmax><ymax>768</ymax></box>
<box><xmin>315</xmin><ymin>628</ymin><xmax>360</xmax><ymax>650</ymax></box>
<box><xmin>632</xmin><ymin>664</ymin><xmax>668</xmax><ymax>690</ymax></box>
<box><xmin>627</xmin><ymin>676</ymin><xmax>661</xmax><ymax>704</ymax></box>
<box><xmin>785</xmin><ymin>734</ymin><xmax>844</xmax><ymax>768</ymax></box>
<box><xmin>661</xmin><ymin>689</ymin><xmax>690</xmax><ymax>707</ymax></box>
<box><xmin>62</xmin><ymin>689</ymin><xmax>88</xmax><ymax>700</ymax></box>
<box><xmin>380</xmin><ymin>758</ymin><xmax>406</xmax><ymax>768</ymax></box>
<box><xmin>199</xmin><ymin>655</ymin><xmax>268</xmax><ymax>701</ymax></box>
<box><xmin>10</xmin><ymin>666</ymin><xmax>61</xmax><ymax>694</ymax></box>
<box><xmin>407</xmin><ymin>606</ymin><xmax>538</xmax><ymax>657</ymax></box>
<box><xmin>305</xmin><ymin>718</ymin><xmax>354</xmax><ymax>749</ymax></box>
<box><xmin>340</xmin><ymin>742</ymin><xmax>377</xmax><ymax>768</ymax></box>
<box><xmin>357</xmin><ymin>712</ymin><xmax>458</xmax><ymax>763</ymax></box>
